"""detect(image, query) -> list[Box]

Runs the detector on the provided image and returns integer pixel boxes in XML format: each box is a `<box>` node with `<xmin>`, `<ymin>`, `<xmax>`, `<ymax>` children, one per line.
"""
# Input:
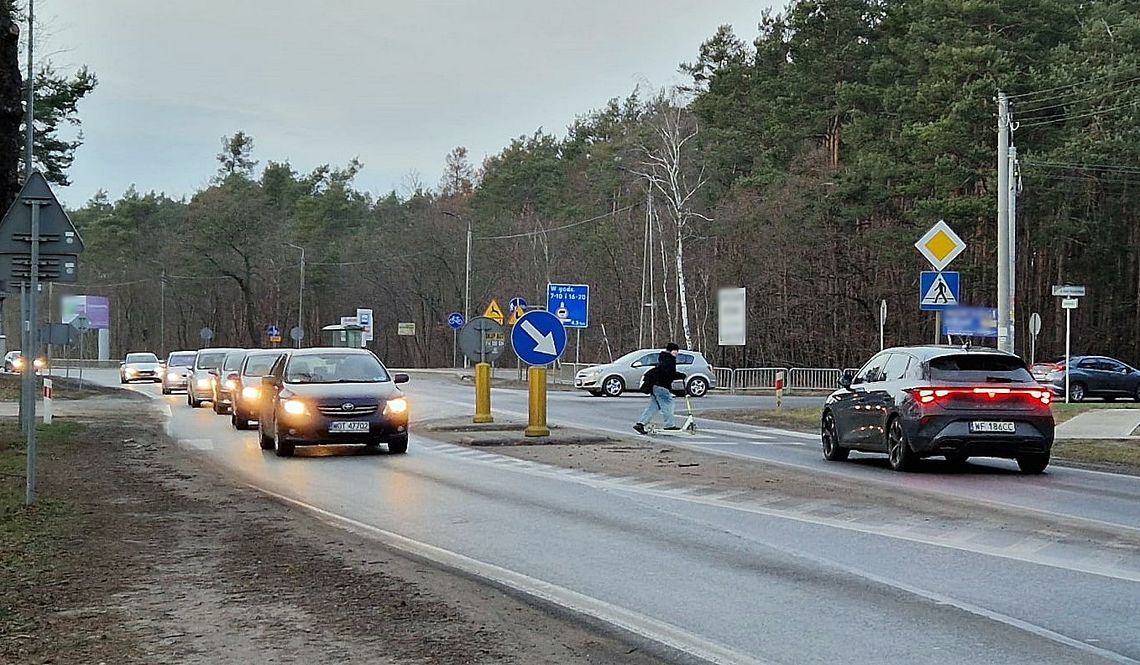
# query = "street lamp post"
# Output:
<box><xmin>286</xmin><ymin>243</ymin><xmax>305</xmax><ymax>348</ymax></box>
<box><xmin>443</xmin><ymin>212</ymin><xmax>472</xmax><ymax>367</ymax></box>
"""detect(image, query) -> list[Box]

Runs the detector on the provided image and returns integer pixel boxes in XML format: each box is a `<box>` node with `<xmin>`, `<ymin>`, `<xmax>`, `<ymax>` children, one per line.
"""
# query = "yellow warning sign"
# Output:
<box><xmin>483</xmin><ymin>299</ymin><xmax>505</xmax><ymax>324</ymax></box>
<box><xmin>507</xmin><ymin>307</ymin><xmax>525</xmax><ymax>326</ymax></box>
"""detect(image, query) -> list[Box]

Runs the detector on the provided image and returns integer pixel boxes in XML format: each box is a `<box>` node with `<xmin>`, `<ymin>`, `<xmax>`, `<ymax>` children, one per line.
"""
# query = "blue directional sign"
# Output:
<box><xmin>511</xmin><ymin>310</ymin><xmax>568</xmax><ymax>366</ymax></box>
<box><xmin>266</xmin><ymin>325</ymin><xmax>281</xmax><ymax>337</ymax></box>
<box><xmin>943</xmin><ymin>307</ymin><xmax>998</xmax><ymax>338</ymax></box>
<box><xmin>508</xmin><ymin>297</ymin><xmax>528</xmax><ymax>312</ymax></box>
<box><xmin>446</xmin><ymin>312</ymin><xmax>465</xmax><ymax>330</ymax></box>
<box><xmin>919</xmin><ymin>271</ymin><xmax>960</xmax><ymax>311</ymax></box>
<box><xmin>547</xmin><ymin>283</ymin><xmax>589</xmax><ymax>328</ymax></box>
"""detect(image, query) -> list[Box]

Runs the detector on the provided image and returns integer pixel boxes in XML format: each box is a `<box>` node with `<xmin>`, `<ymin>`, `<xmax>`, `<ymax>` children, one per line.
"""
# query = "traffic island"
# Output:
<box><xmin>418</xmin><ymin>416</ymin><xmax>617</xmax><ymax>447</ymax></box>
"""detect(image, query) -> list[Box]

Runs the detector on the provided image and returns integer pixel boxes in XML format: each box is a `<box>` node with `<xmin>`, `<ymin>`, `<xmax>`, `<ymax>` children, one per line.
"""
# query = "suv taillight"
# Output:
<box><xmin>907</xmin><ymin>387</ymin><xmax>1051</xmax><ymax>407</ymax></box>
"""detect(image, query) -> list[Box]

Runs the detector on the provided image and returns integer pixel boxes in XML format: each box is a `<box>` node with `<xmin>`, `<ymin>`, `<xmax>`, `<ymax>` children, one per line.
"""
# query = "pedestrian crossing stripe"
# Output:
<box><xmin>921</xmin><ymin>273</ymin><xmax>957</xmax><ymax>307</ymax></box>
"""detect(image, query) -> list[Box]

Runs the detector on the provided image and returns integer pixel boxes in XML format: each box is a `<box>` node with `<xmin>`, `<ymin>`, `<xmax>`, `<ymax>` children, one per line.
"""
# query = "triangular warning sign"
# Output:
<box><xmin>483</xmin><ymin>299</ymin><xmax>504</xmax><ymax>324</ymax></box>
<box><xmin>507</xmin><ymin>307</ymin><xmax>524</xmax><ymax>326</ymax></box>
<box><xmin>921</xmin><ymin>273</ymin><xmax>957</xmax><ymax>306</ymax></box>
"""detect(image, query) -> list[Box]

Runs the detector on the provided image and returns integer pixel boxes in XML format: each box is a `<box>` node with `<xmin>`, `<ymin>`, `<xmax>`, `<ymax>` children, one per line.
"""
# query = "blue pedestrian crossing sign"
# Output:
<box><xmin>919</xmin><ymin>271</ymin><xmax>960</xmax><ymax>311</ymax></box>
<box><xmin>511</xmin><ymin>310</ymin><xmax>568</xmax><ymax>366</ymax></box>
<box><xmin>447</xmin><ymin>312</ymin><xmax>465</xmax><ymax>330</ymax></box>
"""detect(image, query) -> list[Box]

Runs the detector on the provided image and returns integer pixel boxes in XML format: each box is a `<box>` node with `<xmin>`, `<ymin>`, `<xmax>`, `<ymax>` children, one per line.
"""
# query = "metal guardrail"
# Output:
<box><xmin>731</xmin><ymin>367</ymin><xmax>787</xmax><ymax>391</ymax></box>
<box><xmin>787</xmin><ymin>368</ymin><xmax>841</xmax><ymax>392</ymax></box>
<box><xmin>712</xmin><ymin>367</ymin><xmax>734</xmax><ymax>391</ymax></box>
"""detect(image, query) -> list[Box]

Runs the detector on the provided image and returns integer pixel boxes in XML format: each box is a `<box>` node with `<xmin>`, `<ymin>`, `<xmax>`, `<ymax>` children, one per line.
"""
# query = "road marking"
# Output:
<box><xmin>251</xmin><ymin>486</ymin><xmax>775</xmax><ymax>665</ymax></box>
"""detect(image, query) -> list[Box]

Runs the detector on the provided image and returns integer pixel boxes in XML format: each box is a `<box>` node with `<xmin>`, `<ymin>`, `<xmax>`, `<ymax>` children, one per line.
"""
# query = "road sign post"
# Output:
<box><xmin>547</xmin><ymin>283</ymin><xmax>589</xmax><ymax>329</ymax></box>
<box><xmin>447</xmin><ymin>312</ymin><xmax>465</xmax><ymax>368</ymax></box>
<box><xmin>1053</xmin><ymin>286</ymin><xmax>1085</xmax><ymax>404</ymax></box>
<box><xmin>459</xmin><ymin>317</ymin><xmax>506</xmax><ymax>423</ymax></box>
<box><xmin>511</xmin><ymin>310</ymin><xmax>568</xmax><ymax>438</ymax></box>
<box><xmin>1029</xmin><ymin>312</ymin><xmax>1042</xmax><ymax>365</ymax></box>
<box><xmin>73</xmin><ymin>315</ymin><xmax>91</xmax><ymax>390</ymax></box>
<box><xmin>879</xmin><ymin>299</ymin><xmax>887</xmax><ymax>351</ymax></box>
<box><xmin>915</xmin><ymin>221</ymin><xmax>966</xmax><ymax>345</ymax></box>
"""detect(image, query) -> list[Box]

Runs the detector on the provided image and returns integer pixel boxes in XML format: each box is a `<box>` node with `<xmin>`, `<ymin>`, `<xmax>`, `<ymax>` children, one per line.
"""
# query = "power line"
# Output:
<box><xmin>1008</xmin><ymin>70</ymin><xmax>1140</xmax><ymax>101</ymax></box>
<box><xmin>1019</xmin><ymin>101</ymin><xmax>1140</xmax><ymax>128</ymax></box>
<box><xmin>474</xmin><ymin>205</ymin><xmax>642</xmax><ymax>244</ymax></box>
<box><xmin>1013</xmin><ymin>74</ymin><xmax>1140</xmax><ymax>111</ymax></box>
<box><xmin>1024</xmin><ymin>161</ymin><xmax>1140</xmax><ymax>175</ymax></box>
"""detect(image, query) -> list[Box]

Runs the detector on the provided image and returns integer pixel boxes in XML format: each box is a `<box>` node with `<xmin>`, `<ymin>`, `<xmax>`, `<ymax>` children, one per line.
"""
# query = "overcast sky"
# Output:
<box><xmin>41</xmin><ymin>1</ymin><xmax>771</xmax><ymax>207</ymax></box>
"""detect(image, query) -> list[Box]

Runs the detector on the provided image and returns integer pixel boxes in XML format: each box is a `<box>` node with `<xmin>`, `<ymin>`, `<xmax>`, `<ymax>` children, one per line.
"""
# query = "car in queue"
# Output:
<box><xmin>230</xmin><ymin>349</ymin><xmax>286</xmax><ymax>430</ymax></box>
<box><xmin>120</xmin><ymin>352</ymin><xmax>163</xmax><ymax>384</ymax></box>
<box><xmin>4</xmin><ymin>350</ymin><xmax>46</xmax><ymax>374</ymax></box>
<box><xmin>574</xmin><ymin>348</ymin><xmax>716</xmax><ymax>397</ymax></box>
<box><xmin>1043</xmin><ymin>355</ymin><xmax>1140</xmax><ymax>403</ymax></box>
<box><xmin>187</xmin><ymin>347</ymin><xmax>241</xmax><ymax>408</ymax></box>
<box><xmin>161</xmin><ymin>351</ymin><xmax>197</xmax><ymax>394</ymax></box>
<box><xmin>821</xmin><ymin>346</ymin><xmax>1054</xmax><ymax>474</ymax></box>
<box><xmin>210</xmin><ymin>349</ymin><xmax>250</xmax><ymax>415</ymax></box>
<box><xmin>257</xmin><ymin>348</ymin><xmax>409</xmax><ymax>457</ymax></box>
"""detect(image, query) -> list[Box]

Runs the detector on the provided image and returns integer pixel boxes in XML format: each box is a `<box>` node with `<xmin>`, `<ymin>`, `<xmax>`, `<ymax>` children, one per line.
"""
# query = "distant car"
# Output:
<box><xmin>822</xmin><ymin>346</ymin><xmax>1054</xmax><ymax>474</ymax></box>
<box><xmin>187</xmin><ymin>347</ymin><xmax>241</xmax><ymax>408</ymax></box>
<box><xmin>210</xmin><ymin>350</ymin><xmax>250</xmax><ymax>415</ymax></box>
<box><xmin>1045</xmin><ymin>355</ymin><xmax>1140</xmax><ymax>403</ymax></box>
<box><xmin>231</xmin><ymin>350</ymin><xmax>287</xmax><ymax>430</ymax></box>
<box><xmin>120</xmin><ymin>352</ymin><xmax>163</xmax><ymax>383</ymax></box>
<box><xmin>161</xmin><ymin>351</ymin><xmax>197</xmax><ymax>395</ymax></box>
<box><xmin>258</xmin><ymin>348</ymin><xmax>410</xmax><ymax>457</ymax></box>
<box><xmin>1030</xmin><ymin>358</ymin><xmax>1064</xmax><ymax>383</ymax></box>
<box><xmin>574</xmin><ymin>348</ymin><xmax>716</xmax><ymax>397</ymax></box>
<box><xmin>4</xmin><ymin>351</ymin><xmax>46</xmax><ymax>374</ymax></box>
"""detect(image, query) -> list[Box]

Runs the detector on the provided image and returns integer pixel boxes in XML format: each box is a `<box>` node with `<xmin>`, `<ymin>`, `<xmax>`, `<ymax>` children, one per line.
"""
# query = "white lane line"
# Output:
<box><xmin>251</xmin><ymin>486</ymin><xmax>775</xmax><ymax>665</ymax></box>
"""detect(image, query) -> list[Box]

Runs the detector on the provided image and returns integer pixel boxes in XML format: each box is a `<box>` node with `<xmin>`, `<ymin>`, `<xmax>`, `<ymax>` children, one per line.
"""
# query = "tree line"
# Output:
<box><xmin>5</xmin><ymin>0</ymin><xmax>1139</xmax><ymax>369</ymax></box>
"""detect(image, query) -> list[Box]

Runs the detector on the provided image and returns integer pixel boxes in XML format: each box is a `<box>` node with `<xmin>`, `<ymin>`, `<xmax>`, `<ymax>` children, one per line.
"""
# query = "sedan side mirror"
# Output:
<box><xmin>838</xmin><ymin>369</ymin><xmax>857</xmax><ymax>390</ymax></box>
<box><xmin>393</xmin><ymin>373</ymin><xmax>410</xmax><ymax>384</ymax></box>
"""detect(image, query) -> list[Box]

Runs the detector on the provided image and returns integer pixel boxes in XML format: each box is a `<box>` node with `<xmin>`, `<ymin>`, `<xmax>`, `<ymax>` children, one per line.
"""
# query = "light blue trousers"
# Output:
<box><xmin>638</xmin><ymin>385</ymin><xmax>676</xmax><ymax>428</ymax></box>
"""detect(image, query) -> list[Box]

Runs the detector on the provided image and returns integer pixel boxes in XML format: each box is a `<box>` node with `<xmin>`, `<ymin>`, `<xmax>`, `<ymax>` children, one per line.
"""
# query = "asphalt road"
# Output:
<box><xmin>73</xmin><ymin>370</ymin><xmax>1140</xmax><ymax>664</ymax></box>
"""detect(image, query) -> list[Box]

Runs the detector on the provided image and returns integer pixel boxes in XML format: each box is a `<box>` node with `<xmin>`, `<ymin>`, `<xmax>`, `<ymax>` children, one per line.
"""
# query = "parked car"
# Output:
<box><xmin>4</xmin><ymin>351</ymin><xmax>46</xmax><ymax>374</ymax></box>
<box><xmin>574</xmin><ymin>349</ymin><xmax>716</xmax><ymax>397</ymax></box>
<box><xmin>822</xmin><ymin>346</ymin><xmax>1054</xmax><ymax>474</ymax></box>
<box><xmin>257</xmin><ymin>348</ymin><xmax>409</xmax><ymax>457</ymax></box>
<box><xmin>1030</xmin><ymin>357</ymin><xmax>1064</xmax><ymax>383</ymax></box>
<box><xmin>162</xmin><ymin>351</ymin><xmax>197</xmax><ymax>394</ymax></box>
<box><xmin>120</xmin><ymin>352</ymin><xmax>163</xmax><ymax>383</ymax></box>
<box><xmin>208</xmin><ymin>350</ymin><xmax>251</xmax><ymax>415</ymax></box>
<box><xmin>1045</xmin><ymin>355</ymin><xmax>1140</xmax><ymax>402</ymax></box>
<box><xmin>187</xmin><ymin>347</ymin><xmax>241</xmax><ymax>408</ymax></box>
<box><xmin>230</xmin><ymin>349</ymin><xmax>285</xmax><ymax>430</ymax></box>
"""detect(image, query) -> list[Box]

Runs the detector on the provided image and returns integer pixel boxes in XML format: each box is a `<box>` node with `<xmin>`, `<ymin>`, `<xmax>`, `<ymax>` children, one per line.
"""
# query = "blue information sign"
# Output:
<box><xmin>447</xmin><ymin>312</ymin><xmax>465</xmax><ymax>330</ymax></box>
<box><xmin>547</xmin><ymin>283</ymin><xmax>589</xmax><ymax>328</ymax></box>
<box><xmin>266</xmin><ymin>325</ymin><xmax>281</xmax><ymax>337</ymax></box>
<box><xmin>942</xmin><ymin>307</ymin><xmax>998</xmax><ymax>338</ymax></box>
<box><xmin>511</xmin><ymin>310</ymin><xmax>568</xmax><ymax>366</ymax></box>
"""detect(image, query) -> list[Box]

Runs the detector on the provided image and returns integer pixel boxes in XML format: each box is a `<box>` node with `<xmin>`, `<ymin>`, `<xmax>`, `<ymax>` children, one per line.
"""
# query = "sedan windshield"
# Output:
<box><xmin>126</xmin><ymin>353</ymin><xmax>158</xmax><ymax>363</ymax></box>
<box><xmin>168</xmin><ymin>354</ymin><xmax>195</xmax><ymax>367</ymax></box>
<box><xmin>285</xmin><ymin>353</ymin><xmax>389</xmax><ymax>384</ymax></box>
<box><xmin>196</xmin><ymin>352</ymin><xmax>228</xmax><ymax>370</ymax></box>
<box><xmin>243</xmin><ymin>354</ymin><xmax>280</xmax><ymax>377</ymax></box>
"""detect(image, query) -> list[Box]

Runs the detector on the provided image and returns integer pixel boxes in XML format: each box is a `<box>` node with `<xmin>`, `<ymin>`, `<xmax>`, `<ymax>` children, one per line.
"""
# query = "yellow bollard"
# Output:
<box><xmin>474</xmin><ymin>362</ymin><xmax>493</xmax><ymax>424</ymax></box>
<box><xmin>525</xmin><ymin>366</ymin><xmax>550</xmax><ymax>437</ymax></box>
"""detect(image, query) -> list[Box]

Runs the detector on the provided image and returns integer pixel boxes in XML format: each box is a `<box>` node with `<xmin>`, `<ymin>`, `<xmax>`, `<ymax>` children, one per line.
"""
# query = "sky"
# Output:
<box><xmin>37</xmin><ymin>0</ymin><xmax>772</xmax><ymax>207</ymax></box>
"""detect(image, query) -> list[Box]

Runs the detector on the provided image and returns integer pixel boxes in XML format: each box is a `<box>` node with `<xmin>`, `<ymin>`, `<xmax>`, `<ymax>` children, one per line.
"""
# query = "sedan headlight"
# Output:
<box><xmin>384</xmin><ymin>397</ymin><xmax>408</xmax><ymax>416</ymax></box>
<box><xmin>13</xmin><ymin>358</ymin><xmax>24</xmax><ymax>369</ymax></box>
<box><xmin>223</xmin><ymin>379</ymin><xmax>237</xmax><ymax>391</ymax></box>
<box><xmin>241</xmin><ymin>386</ymin><xmax>260</xmax><ymax>400</ymax></box>
<box><xmin>125</xmin><ymin>367</ymin><xmax>138</xmax><ymax>375</ymax></box>
<box><xmin>282</xmin><ymin>399</ymin><xmax>307</xmax><ymax>416</ymax></box>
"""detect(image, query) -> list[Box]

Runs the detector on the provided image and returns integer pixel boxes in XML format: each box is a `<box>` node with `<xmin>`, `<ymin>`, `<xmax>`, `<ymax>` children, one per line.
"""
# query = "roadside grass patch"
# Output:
<box><xmin>1051</xmin><ymin>402</ymin><xmax>1140</xmax><ymax>425</ymax></box>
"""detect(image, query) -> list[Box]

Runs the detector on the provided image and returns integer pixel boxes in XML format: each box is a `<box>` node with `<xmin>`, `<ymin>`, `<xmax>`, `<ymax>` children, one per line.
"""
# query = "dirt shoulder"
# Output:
<box><xmin>1</xmin><ymin>409</ymin><xmax>673</xmax><ymax>665</ymax></box>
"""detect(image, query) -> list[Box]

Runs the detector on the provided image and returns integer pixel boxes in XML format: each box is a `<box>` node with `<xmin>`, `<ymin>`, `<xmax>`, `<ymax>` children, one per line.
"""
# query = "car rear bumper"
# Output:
<box><xmin>905</xmin><ymin>414</ymin><xmax>1054</xmax><ymax>458</ymax></box>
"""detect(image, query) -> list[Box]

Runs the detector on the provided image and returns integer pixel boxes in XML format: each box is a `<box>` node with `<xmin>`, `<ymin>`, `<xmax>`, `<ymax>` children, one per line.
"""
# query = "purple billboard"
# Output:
<box><xmin>61</xmin><ymin>295</ymin><xmax>110</xmax><ymax>330</ymax></box>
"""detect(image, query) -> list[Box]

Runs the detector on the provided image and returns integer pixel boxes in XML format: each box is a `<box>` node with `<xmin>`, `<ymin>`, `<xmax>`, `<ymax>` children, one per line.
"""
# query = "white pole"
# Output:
<box><xmin>464</xmin><ymin>220</ymin><xmax>471</xmax><ymax>369</ymax></box>
<box><xmin>996</xmin><ymin>92</ymin><xmax>1011</xmax><ymax>353</ymax></box>
<box><xmin>1064</xmin><ymin>307</ymin><xmax>1071</xmax><ymax>404</ymax></box>
<box><xmin>1008</xmin><ymin>146</ymin><xmax>1018</xmax><ymax>355</ymax></box>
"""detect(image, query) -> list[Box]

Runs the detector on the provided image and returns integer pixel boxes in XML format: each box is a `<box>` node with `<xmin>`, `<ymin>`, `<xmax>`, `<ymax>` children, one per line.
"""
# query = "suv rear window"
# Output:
<box><xmin>927</xmin><ymin>355</ymin><xmax>1033</xmax><ymax>383</ymax></box>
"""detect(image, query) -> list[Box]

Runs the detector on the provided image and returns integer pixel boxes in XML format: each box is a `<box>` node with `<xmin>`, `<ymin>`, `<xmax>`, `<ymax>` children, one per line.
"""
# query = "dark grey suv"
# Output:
<box><xmin>822</xmin><ymin>346</ymin><xmax>1055</xmax><ymax>474</ymax></box>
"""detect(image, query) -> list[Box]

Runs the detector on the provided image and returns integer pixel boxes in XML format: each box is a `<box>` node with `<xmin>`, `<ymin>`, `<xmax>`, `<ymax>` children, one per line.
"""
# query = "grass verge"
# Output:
<box><xmin>0</xmin><ymin>420</ymin><xmax>84</xmax><ymax>626</ymax></box>
<box><xmin>1051</xmin><ymin>402</ymin><xmax>1140</xmax><ymax>425</ymax></box>
<box><xmin>1052</xmin><ymin>439</ymin><xmax>1140</xmax><ymax>473</ymax></box>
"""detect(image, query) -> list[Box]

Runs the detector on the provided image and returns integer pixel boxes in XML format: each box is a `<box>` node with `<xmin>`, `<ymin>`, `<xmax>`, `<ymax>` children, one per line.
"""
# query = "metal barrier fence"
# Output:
<box><xmin>730</xmin><ymin>367</ymin><xmax>786</xmax><ymax>391</ymax></box>
<box><xmin>712</xmin><ymin>367</ymin><xmax>734</xmax><ymax>391</ymax></box>
<box><xmin>787</xmin><ymin>368</ymin><xmax>841</xmax><ymax>392</ymax></box>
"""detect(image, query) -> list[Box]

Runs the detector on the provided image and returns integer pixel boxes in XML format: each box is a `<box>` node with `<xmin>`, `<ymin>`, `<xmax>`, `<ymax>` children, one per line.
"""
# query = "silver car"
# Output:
<box><xmin>574</xmin><ymin>348</ymin><xmax>716</xmax><ymax>397</ymax></box>
<box><xmin>162</xmin><ymin>351</ymin><xmax>197</xmax><ymax>395</ymax></box>
<box><xmin>188</xmin><ymin>347</ymin><xmax>241</xmax><ymax>408</ymax></box>
<box><xmin>120</xmin><ymin>352</ymin><xmax>163</xmax><ymax>383</ymax></box>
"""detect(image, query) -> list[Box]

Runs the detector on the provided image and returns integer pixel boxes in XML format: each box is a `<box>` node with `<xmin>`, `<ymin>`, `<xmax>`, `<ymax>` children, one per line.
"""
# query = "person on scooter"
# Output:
<box><xmin>634</xmin><ymin>343</ymin><xmax>685</xmax><ymax>434</ymax></box>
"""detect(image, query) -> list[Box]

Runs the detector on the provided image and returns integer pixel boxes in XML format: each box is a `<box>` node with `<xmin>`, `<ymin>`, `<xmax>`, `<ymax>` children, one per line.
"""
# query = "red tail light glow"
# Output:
<box><xmin>908</xmin><ymin>387</ymin><xmax>1051</xmax><ymax>406</ymax></box>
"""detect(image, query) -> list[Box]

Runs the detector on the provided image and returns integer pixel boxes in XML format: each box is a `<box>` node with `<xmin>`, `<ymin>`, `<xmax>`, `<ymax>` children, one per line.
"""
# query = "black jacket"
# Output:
<box><xmin>652</xmin><ymin>351</ymin><xmax>685</xmax><ymax>388</ymax></box>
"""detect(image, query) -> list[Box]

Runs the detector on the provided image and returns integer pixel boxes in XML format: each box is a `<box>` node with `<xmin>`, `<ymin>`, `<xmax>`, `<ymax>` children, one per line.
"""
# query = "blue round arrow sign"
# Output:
<box><xmin>511</xmin><ymin>310</ymin><xmax>567</xmax><ymax>366</ymax></box>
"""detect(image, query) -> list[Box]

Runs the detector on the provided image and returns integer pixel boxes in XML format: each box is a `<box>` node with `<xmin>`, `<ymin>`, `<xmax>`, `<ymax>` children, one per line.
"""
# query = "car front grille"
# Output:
<box><xmin>316</xmin><ymin>403</ymin><xmax>379</xmax><ymax>416</ymax></box>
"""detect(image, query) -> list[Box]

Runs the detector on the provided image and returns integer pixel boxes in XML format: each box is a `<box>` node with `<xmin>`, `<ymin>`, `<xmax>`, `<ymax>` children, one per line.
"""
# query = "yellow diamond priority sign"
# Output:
<box><xmin>915</xmin><ymin>220</ymin><xmax>966</xmax><ymax>271</ymax></box>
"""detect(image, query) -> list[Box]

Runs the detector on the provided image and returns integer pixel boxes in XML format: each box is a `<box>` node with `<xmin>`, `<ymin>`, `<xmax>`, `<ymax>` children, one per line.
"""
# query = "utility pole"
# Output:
<box><xmin>286</xmin><ymin>243</ymin><xmax>304</xmax><ymax>348</ymax></box>
<box><xmin>442</xmin><ymin>211</ymin><xmax>472</xmax><ymax>368</ymax></box>
<box><xmin>23</xmin><ymin>0</ymin><xmax>32</xmax><ymax>175</ymax></box>
<box><xmin>996</xmin><ymin>91</ymin><xmax>1012</xmax><ymax>354</ymax></box>
<box><xmin>1008</xmin><ymin>145</ymin><xmax>1018</xmax><ymax>356</ymax></box>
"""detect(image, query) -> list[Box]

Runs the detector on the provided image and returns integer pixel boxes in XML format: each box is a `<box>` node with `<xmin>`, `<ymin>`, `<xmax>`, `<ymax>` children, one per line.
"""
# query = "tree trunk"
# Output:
<box><xmin>0</xmin><ymin>1</ymin><xmax>22</xmax><ymax>209</ymax></box>
<box><xmin>675</xmin><ymin>228</ymin><xmax>693</xmax><ymax>349</ymax></box>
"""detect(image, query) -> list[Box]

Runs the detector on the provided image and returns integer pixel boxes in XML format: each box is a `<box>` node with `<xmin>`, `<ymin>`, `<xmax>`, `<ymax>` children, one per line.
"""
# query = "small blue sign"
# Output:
<box><xmin>509</xmin><ymin>297</ymin><xmax>528</xmax><ymax>313</ymax></box>
<box><xmin>547</xmin><ymin>283</ymin><xmax>589</xmax><ymax>328</ymax></box>
<box><xmin>447</xmin><ymin>312</ymin><xmax>465</xmax><ymax>330</ymax></box>
<box><xmin>266</xmin><ymin>325</ymin><xmax>281</xmax><ymax>337</ymax></box>
<box><xmin>511</xmin><ymin>310</ymin><xmax>568</xmax><ymax>366</ymax></box>
<box><xmin>919</xmin><ymin>271</ymin><xmax>960</xmax><ymax>311</ymax></box>
<box><xmin>942</xmin><ymin>307</ymin><xmax>998</xmax><ymax>338</ymax></box>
